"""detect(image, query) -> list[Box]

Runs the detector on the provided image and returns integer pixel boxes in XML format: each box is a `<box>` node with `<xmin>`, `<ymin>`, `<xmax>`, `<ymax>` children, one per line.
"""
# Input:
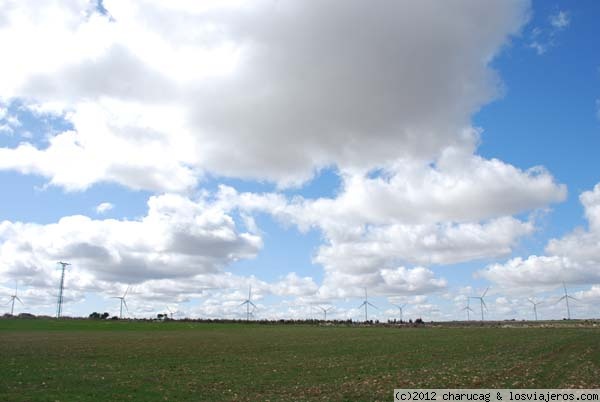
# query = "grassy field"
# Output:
<box><xmin>1</xmin><ymin>319</ymin><xmax>599</xmax><ymax>401</ymax></box>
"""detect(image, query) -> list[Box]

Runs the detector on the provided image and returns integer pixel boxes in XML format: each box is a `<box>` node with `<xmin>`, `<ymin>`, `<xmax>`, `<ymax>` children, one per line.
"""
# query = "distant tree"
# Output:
<box><xmin>157</xmin><ymin>313</ymin><xmax>165</xmax><ymax>320</ymax></box>
<box><xmin>101</xmin><ymin>312</ymin><xmax>110</xmax><ymax>319</ymax></box>
<box><xmin>89</xmin><ymin>312</ymin><xmax>101</xmax><ymax>319</ymax></box>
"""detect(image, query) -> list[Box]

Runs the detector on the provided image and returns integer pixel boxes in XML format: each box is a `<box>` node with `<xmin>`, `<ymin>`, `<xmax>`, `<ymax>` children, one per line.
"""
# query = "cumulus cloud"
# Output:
<box><xmin>480</xmin><ymin>183</ymin><xmax>600</xmax><ymax>289</ymax></box>
<box><xmin>575</xmin><ymin>285</ymin><xmax>600</xmax><ymax>304</ymax></box>
<box><xmin>0</xmin><ymin>193</ymin><xmax>262</xmax><ymax>286</ymax></box>
<box><xmin>95</xmin><ymin>202</ymin><xmax>114</xmax><ymax>214</ymax></box>
<box><xmin>0</xmin><ymin>0</ymin><xmax>530</xmax><ymax>189</ymax></box>
<box><xmin>0</xmin><ymin>0</ymin><xmax>579</xmax><ymax>317</ymax></box>
<box><xmin>0</xmin><ymin>100</ymin><xmax>199</xmax><ymax>192</ymax></box>
<box><xmin>314</xmin><ymin>217</ymin><xmax>535</xmax><ymax>269</ymax></box>
<box><xmin>276</xmin><ymin>148</ymin><xmax>565</xmax><ymax>228</ymax></box>
<box><xmin>218</xmin><ymin>150</ymin><xmax>564</xmax><ymax>284</ymax></box>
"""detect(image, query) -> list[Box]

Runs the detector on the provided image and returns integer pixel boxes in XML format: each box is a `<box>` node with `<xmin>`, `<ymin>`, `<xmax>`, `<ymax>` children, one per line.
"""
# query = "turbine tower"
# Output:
<box><xmin>392</xmin><ymin>303</ymin><xmax>406</xmax><ymax>322</ymax></box>
<box><xmin>358</xmin><ymin>288</ymin><xmax>377</xmax><ymax>322</ymax></box>
<box><xmin>528</xmin><ymin>298</ymin><xmax>542</xmax><ymax>321</ymax></box>
<box><xmin>240</xmin><ymin>285</ymin><xmax>256</xmax><ymax>321</ymax></box>
<box><xmin>470</xmin><ymin>287</ymin><xmax>489</xmax><ymax>321</ymax></box>
<box><xmin>56</xmin><ymin>261</ymin><xmax>70</xmax><ymax>318</ymax></box>
<box><xmin>6</xmin><ymin>281</ymin><xmax>23</xmax><ymax>315</ymax></box>
<box><xmin>112</xmin><ymin>286</ymin><xmax>130</xmax><ymax>319</ymax></box>
<box><xmin>462</xmin><ymin>298</ymin><xmax>474</xmax><ymax>321</ymax></box>
<box><xmin>318</xmin><ymin>305</ymin><xmax>333</xmax><ymax>321</ymax></box>
<box><xmin>558</xmin><ymin>282</ymin><xmax>577</xmax><ymax>320</ymax></box>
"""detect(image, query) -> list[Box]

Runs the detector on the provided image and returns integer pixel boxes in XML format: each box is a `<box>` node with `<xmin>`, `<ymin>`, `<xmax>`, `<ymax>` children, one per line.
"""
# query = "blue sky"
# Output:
<box><xmin>1</xmin><ymin>0</ymin><xmax>599</xmax><ymax>321</ymax></box>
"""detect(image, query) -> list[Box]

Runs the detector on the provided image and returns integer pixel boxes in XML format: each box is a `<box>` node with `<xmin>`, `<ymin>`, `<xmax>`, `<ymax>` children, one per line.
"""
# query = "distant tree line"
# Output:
<box><xmin>88</xmin><ymin>312</ymin><xmax>112</xmax><ymax>319</ymax></box>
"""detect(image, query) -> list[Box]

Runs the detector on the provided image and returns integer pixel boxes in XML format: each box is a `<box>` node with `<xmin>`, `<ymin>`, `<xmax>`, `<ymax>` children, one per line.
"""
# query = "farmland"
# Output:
<box><xmin>1</xmin><ymin>319</ymin><xmax>599</xmax><ymax>401</ymax></box>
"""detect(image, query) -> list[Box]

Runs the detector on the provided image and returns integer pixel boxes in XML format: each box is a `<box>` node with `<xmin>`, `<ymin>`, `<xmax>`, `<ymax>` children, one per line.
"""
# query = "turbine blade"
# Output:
<box><xmin>557</xmin><ymin>296</ymin><xmax>566</xmax><ymax>303</ymax></box>
<box><xmin>240</xmin><ymin>301</ymin><xmax>248</xmax><ymax>306</ymax></box>
<box><xmin>250</xmin><ymin>301</ymin><xmax>256</xmax><ymax>308</ymax></box>
<box><xmin>367</xmin><ymin>302</ymin><xmax>378</xmax><ymax>309</ymax></box>
<box><xmin>16</xmin><ymin>296</ymin><xmax>24</xmax><ymax>304</ymax></box>
<box><xmin>123</xmin><ymin>299</ymin><xmax>129</xmax><ymax>313</ymax></box>
<box><xmin>482</xmin><ymin>287</ymin><xmax>489</xmax><ymax>298</ymax></box>
<box><xmin>123</xmin><ymin>286</ymin><xmax>130</xmax><ymax>298</ymax></box>
<box><xmin>358</xmin><ymin>302</ymin><xmax>366</xmax><ymax>309</ymax></box>
<box><xmin>568</xmin><ymin>296</ymin><xmax>578</xmax><ymax>301</ymax></box>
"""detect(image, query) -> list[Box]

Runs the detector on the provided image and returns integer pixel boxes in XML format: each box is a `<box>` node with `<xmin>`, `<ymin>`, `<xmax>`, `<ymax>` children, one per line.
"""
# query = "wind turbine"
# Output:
<box><xmin>558</xmin><ymin>282</ymin><xmax>577</xmax><ymax>320</ymax></box>
<box><xmin>5</xmin><ymin>281</ymin><xmax>23</xmax><ymax>315</ymax></box>
<box><xmin>528</xmin><ymin>298</ymin><xmax>542</xmax><ymax>321</ymax></box>
<box><xmin>56</xmin><ymin>261</ymin><xmax>71</xmax><ymax>318</ymax></box>
<box><xmin>318</xmin><ymin>305</ymin><xmax>333</xmax><ymax>321</ymax></box>
<box><xmin>462</xmin><ymin>298</ymin><xmax>474</xmax><ymax>321</ymax></box>
<box><xmin>358</xmin><ymin>288</ymin><xmax>377</xmax><ymax>322</ymax></box>
<box><xmin>240</xmin><ymin>285</ymin><xmax>256</xmax><ymax>321</ymax></box>
<box><xmin>392</xmin><ymin>303</ymin><xmax>406</xmax><ymax>322</ymax></box>
<box><xmin>165</xmin><ymin>306</ymin><xmax>183</xmax><ymax>320</ymax></box>
<box><xmin>470</xmin><ymin>287</ymin><xmax>489</xmax><ymax>321</ymax></box>
<box><xmin>112</xmin><ymin>286</ymin><xmax>130</xmax><ymax>319</ymax></box>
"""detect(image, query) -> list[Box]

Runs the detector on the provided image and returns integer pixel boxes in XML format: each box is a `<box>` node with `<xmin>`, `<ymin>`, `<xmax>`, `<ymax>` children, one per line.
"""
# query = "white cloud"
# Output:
<box><xmin>0</xmin><ymin>1</ymin><xmax>582</xmax><ymax>319</ymax></box>
<box><xmin>480</xmin><ymin>183</ymin><xmax>600</xmax><ymax>290</ymax></box>
<box><xmin>0</xmin><ymin>193</ymin><xmax>262</xmax><ymax>287</ymax></box>
<box><xmin>315</xmin><ymin>266</ymin><xmax>447</xmax><ymax>300</ymax></box>
<box><xmin>282</xmin><ymin>148</ymin><xmax>565</xmax><ymax>228</ymax></box>
<box><xmin>0</xmin><ymin>0</ymin><xmax>530</xmax><ymax>190</ymax></box>
<box><xmin>95</xmin><ymin>202</ymin><xmax>114</xmax><ymax>214</ymax></box>
<box><xmin>575</xmin><ymin>285</ymin><xmax>600</xmax><ymax>304</ymax></box>
<box><xmin>0</xmin><ymin>103</ymin><xmax>21</xmax><ymax>134</ymax></box>
<box><xmin>314</xmin><ymin>217</ymin><xmax>535</xmax><ymax>269</ymax></box>
<box><xmin>208</xmin><ymin>145</ymin><xmax>565</xmax><ymax>301</ymax></box>
<box><xmin>218</xmin><ymin>148</ymin><xmax>564</xmax><ymax>278</ymax></box>
<box><xmin>528</xmin><ymin>9</ymin><xmax>570</xmax><ymax>56</ymax></box>
<box><xmin>549</xmin><ymin>10</ymin><xmax>570</xmax><ymax>29</ymax></box>
<box><xmin>529</xmin><ymin>41</ymin><xmax>548</xmax><ymax>55</ymax></box>
<box><xmin>270</xmin><ymin>273</ymin><xmax>319</xmax><ymax>297</ymax></box>
<box><xmin>0</xmin><ymin>100</ymin><xmax>199</xmax><ymax>192</ymax></box>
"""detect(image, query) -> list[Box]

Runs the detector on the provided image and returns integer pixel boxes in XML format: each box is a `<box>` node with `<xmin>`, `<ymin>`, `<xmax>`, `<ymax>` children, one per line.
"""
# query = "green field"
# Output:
<box><xmin>1</xmin><ymin>319</ymin><xmax>599</xmax><ymax>401</ymax></box>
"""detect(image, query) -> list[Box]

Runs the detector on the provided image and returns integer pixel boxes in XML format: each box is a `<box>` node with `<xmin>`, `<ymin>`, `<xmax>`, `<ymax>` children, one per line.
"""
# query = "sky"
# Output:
<box><xmin>1</xmin><ymin>0</ymin><xmax>599</xmax><ymax>322</ymax></box>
